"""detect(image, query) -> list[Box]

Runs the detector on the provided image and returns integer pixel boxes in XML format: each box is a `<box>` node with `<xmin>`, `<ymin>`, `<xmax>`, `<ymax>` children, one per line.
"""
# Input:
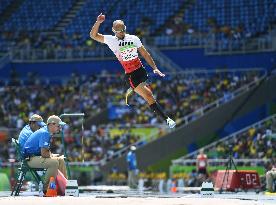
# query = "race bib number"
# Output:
<box><xmin>120</xmin><ymin>45</ymin><xmax>138</xmax><ymax>61</ymax></box>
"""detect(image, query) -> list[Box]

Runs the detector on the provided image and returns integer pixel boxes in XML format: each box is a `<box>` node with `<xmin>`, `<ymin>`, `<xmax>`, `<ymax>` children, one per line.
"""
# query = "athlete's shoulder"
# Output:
<box><xmin>126</xmin><ymin>34</ymin><xmax>139</xmax><ymax>39</ymax></box>
<box><xmin>103</xmin><ymin>35</ymin><xmax>116</xmax><ymax>40</ymax></box>
<box><xmin>104</xmin><ymin>34</ymin><xmax>115</xmax><ymax>38</ymax></box>
<box><xmin>103</xmin><ymin>35</ymin><xmax>116</xmax><ymax>44</ymax></box>
<box><xmin>127</xmin><ymin>34</ymin><xmax>143</xmax><ymax>47</ymax></box>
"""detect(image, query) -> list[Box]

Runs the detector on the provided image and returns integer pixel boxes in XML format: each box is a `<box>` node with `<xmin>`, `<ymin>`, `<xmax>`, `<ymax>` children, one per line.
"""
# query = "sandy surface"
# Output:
<box><xmin>0</xmin><ymin>197</ymin><xmax>261</xmax><ymax>205</ymax></box>
<box><xmin>1</xmin><ymin>187</ymin><xmax>276</xmax><ymax>205</ymax></box>
<box><xmin>0</xmin><ymin>196</ymin><xmax>275</xmax><ymax>205</ymax></box>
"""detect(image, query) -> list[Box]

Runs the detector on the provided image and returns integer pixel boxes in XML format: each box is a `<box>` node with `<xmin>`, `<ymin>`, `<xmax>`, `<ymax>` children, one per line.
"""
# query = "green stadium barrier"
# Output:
<box><xmin>0</xmin><ymin>173</ymin><xmax>10</xmax><ymax>191</ymax></box>
<box><xmin>170</xmin><ymin>165</ymin><xmax>266</xmax><ymax>176</ymax></box>
<box><xmin>109</xmin><ymin>127</ymin><xmax>159</xmax><ymax>142</ymax></box>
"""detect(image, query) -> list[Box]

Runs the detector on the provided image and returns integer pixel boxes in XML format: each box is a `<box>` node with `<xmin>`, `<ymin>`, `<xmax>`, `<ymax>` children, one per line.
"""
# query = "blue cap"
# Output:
<box><xmin>37</xmin><ymin>121</ymin><xmax>46</xmax><ymax>127</ymax></box>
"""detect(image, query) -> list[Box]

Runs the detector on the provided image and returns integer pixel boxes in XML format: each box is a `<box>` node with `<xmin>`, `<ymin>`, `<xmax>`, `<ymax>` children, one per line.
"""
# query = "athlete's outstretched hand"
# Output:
<box><xmin>153</xmin><ymin>68</ymin><xmax>165</xmax><ymax>77</ymax></box>
<box><xmin>97</xmin><ymin>13</ymin><xmax>105</xmax><ymax>23</ymax></box>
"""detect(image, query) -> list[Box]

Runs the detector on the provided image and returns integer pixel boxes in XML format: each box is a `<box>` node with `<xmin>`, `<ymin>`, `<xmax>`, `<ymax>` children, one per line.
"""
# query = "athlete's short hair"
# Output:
<box><xmin>113</xmin><ymin>20</ymin><xmax>125</xmax><ymax>27</ymax></box>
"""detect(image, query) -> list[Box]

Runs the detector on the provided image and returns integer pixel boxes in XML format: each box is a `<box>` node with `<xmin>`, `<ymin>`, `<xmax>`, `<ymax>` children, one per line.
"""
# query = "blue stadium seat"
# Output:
<box><xmin>0</xmin><ymin>0</ymin><xmax>13</xmax><ymax>14</ymax></box>
<box><xmin>3</xmin><ymin>0</ymin><xmax>74</xmax><ymax>31</ymax></box>
<box><xmin>0</xmin><ymin>0</ymin><xmax>275</xmax><ymax>50</ymax></box>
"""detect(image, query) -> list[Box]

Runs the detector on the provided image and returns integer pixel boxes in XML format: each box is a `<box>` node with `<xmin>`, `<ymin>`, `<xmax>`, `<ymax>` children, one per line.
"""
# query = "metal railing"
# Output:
<box><xmin>205</xmin><ymin>35</ymin><xmax>275</xmax><ymax>55</ymax></box>
<box><xmin>171</xmin><ymin>158</ymin><xmax>271</xmax><ymax>166</ymax></box>
<box><xmin>0</xmin><ymin>53</ymin><xmax>11</xmax><ymax>69</ymax></box>
<box><xmin>172</xmin><ymin>114</ymin><xmax>276</xmax><ymax>165</ymax></box>
<box><xmin>144</xmin><ymin>33</ymin><xmax>207</xmax><ymax>49</ymax></box>
<box><xmin>7</xmin><ymin>31</ymin><xmax>276</xmax><ymax>63</ymax></box>
<box><xmin>1</xmin><ymin>157</ymin><xmax>270</xmax><ymax>168</ymax></box>
<box><xmin>0</xmin><ymin>160</ymin><xmax>102</xmax><ymax>168</ymax></box>
<box><xmin>10</xmin><ymin>47</ymin><xmax>115</xmax><ymax>63</ymax></box>
<box><xmin>179</xmin><ymin>71</ymin><xmax>267</xmax><ymax>125</ymax></box>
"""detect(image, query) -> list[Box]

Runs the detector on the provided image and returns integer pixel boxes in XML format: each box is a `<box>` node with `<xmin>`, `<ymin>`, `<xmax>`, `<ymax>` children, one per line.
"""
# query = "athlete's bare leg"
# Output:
<box><xmin>133</xmin><ymin>82</ymin><xmax>155</xmax><ymax>105</ymax></box>
<box><xmin>134</xmin><ymin>82</ymin><xmax>176</xmax><ymax>128</ymax></box>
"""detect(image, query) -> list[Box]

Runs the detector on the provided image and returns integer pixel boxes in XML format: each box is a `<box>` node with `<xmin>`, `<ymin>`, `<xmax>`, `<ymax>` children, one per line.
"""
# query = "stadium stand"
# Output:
<box><xmin>0</xmin><ymin>69</ymin><xmax>264</xmax><ymax>127</ymax></box>
<box><xmin>0</xmin><ymin>1</ymin><xmax>275</xmax><ymax>190</ymax></box>
<box><xmin>0</xmin><ymin>0</ymin><xmax>13</xmax><ymax>15</ymax></box>
<box><xmin>0</xmin><ymin>69</ymin><xmax>265</xmax><ymax>162</ymax></box>
<box><xmin>170</xmin><ymin>114</ymin><xmax>276</xmax><ymax>187</ymax></box>
<box><xmin>179</xmin><ymin>114</ymin><xmax>276</xmax><ymax>161</ymax></box>
<box><xmin>3</xmin><ymin>0</ymin><xmax>74</xmax><ymax>31</ymax></box>
<box><xmin>0</xmin><ymin>0</ymin><xmax>274</xmax><ymax>53</ymax></box>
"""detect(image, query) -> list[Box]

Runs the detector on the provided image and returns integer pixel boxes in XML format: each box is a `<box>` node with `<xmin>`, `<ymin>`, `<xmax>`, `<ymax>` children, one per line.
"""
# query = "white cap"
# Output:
<box><xmin>130</xmin><ymin>145</ymin><xmax>136</xmax><ymax>151</ymax></box>
<box><xmin>47</xmin><ymin>115</ymin><xmax>66</xmax><ymax>126</ymax></box>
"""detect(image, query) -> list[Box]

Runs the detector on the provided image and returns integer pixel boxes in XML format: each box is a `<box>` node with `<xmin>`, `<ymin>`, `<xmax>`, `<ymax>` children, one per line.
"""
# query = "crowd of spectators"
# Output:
<box><xmin>53</xmin><ymin>124</ymin><xmax>143</xmax><ymax>162</ymax></box>
<box><xmin>0</xmin><ymin>69</ymin><xmax>263</xmax><ymax>163</ymax></box>
<box><xmin>119</xmin><ymin>70</ymin><xmax>261</xmax><ymax>125</ymax></box>
<box><xmin>0</xmin><ymin>69</ymin><xmax>261</xmax><ymax>127</ymax></box>
<box><xmin>188</xmin><ymin>119</ymin><xmax>276</xmax><ymax>161</ymax></box>
<box><xmin>178</xmin><ymin>118</ymin><xmax>276</xmax><ymax>189</ymax></box>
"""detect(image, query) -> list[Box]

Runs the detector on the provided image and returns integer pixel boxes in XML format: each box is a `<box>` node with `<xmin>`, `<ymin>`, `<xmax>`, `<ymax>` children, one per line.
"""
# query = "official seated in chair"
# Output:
<box><xmin>18</xmin><ymin>114</ymin><xmax>46</xmax><ymax>155</ymax></box>
<box><xmin>23</xmin><ymin>115</ymin><xmax>68</xmax><ymax>192</ymax></box>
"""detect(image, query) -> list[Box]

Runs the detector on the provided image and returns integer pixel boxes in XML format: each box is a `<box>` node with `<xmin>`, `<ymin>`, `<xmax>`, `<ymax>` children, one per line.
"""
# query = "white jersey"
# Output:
<box><xmin>103</xmin><ymin>34</ymin><xmax>143</xmax><ymax>73</ymax></box>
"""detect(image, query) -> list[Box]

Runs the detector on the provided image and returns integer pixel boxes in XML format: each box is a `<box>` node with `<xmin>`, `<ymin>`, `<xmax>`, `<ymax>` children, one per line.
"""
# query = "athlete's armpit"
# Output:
<box><xmin>137</xmin><ymin>46</ymin><xmax>149</xmax><ymax>58</ymax></box>
<box><xmin>90</xmin><ymin>32</ymin><xmax>104</xmax><ymax>43</ymax></box>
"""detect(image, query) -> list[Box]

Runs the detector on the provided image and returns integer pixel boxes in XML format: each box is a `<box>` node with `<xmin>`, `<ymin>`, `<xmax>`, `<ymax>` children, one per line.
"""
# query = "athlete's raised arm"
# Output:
<box><xmin>90</xmin><ymin>13</ymin><xmax>105</xmax><ymax>43</ymax></box>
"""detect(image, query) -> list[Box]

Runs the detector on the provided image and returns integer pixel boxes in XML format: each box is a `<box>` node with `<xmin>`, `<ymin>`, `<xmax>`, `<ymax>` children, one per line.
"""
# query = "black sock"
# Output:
<box><xmin>149</xmin><ymin>102</ymin><xmax>168</xmax><ymax>121</ymax></box>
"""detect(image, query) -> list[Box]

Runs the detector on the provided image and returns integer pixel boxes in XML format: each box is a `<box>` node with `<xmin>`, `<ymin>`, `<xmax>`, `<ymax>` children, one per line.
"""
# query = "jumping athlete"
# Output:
<box><xmin>90</xmin><ymin>13</ymin><xmax>176</xmax><ymax>128</ymax></box>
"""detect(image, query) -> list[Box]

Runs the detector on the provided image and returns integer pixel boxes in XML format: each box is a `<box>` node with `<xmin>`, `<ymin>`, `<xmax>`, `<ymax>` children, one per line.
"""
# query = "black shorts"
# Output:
<box><xmin>198</xmin><ymin>168</ymin><xmax>208</xmax><ymax>175</ymax></box>
<box><xmin>125</xmin><ymin>67</ymin><xmax>148</xmax><ymax>89</ymax></box>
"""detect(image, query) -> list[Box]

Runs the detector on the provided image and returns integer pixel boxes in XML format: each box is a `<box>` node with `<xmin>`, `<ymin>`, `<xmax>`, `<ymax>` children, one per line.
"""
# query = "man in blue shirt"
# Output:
<box><xmin>24</xmin><ymin>115</ymin><xmax>67</xmax><ymax>192</ymax></box>
<box><xmin>18</xmin><ymin>114</ymin><xmax>46</xmax><ymax>155</ymax></box>
<box><xmin>126</xmin><ymin>145</ymin><xmax>138</xmax><ymax>188</ymax></box>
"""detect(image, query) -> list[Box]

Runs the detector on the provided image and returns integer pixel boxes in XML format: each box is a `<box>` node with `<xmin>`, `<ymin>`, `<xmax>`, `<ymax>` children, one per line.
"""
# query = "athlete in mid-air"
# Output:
<box><xmin>90</xmin><ymin>13</ymin><xmax>176</xmax><ymax>128</ymax></box>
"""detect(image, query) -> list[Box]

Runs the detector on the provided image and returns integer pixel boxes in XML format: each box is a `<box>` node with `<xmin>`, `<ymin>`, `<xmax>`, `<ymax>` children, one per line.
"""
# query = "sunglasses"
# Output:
<box><xmin>51</xmin><ymin>123</ymin><xmax>61</xmax><ymax>128</ymax></box>
<box><xmin>112</xmin><ymin>26</ymin><xmax>126</xmax><ymax>33</ymax></box>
